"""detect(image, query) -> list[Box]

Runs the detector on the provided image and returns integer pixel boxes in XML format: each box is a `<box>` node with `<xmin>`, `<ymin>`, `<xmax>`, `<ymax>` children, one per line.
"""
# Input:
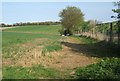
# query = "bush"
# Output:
<box><xmin>75</xmin><ymin>58</ymin><xmax>120</xmax><ymax>79</ymax></box>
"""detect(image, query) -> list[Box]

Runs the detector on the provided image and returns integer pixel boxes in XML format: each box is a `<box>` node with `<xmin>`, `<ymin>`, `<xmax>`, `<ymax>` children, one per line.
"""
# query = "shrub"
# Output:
<box><xmin>75</xmin><ymin>58</ymin><xmax>120</xmax><ymax>79</ymax></box>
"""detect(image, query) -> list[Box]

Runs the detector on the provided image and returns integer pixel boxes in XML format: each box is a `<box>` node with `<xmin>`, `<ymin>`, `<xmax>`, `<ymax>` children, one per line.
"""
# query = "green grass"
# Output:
<box><xmin>2</xmin><ymin>32</ymin><xmax>63</xmax><ymax>47</ymax></box>
<box><xmin>71</xmin><ymin>35</ymin><xmax>98</xmax><ymax>44</ymax></box>
<box><xmin>3</xmin><ymin>25</ymin><xmax>61</xmax><ymax>34</ymax></box>
<box><xmin>78</xmin><ymin>35</ymin><xmax>98</xmax><ymax>43</ymax></box>
<box><xmin>3</xmin><ymin>65</ymin><xmax>66</xmax><ymax>79</ymax></box>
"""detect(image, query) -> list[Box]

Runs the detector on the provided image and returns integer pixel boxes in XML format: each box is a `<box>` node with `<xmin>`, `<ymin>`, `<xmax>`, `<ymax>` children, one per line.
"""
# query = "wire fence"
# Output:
<box><xmin>74</xmin><ymin>22</ymin><xmax>119</xmax><ymax>45</ymax></box>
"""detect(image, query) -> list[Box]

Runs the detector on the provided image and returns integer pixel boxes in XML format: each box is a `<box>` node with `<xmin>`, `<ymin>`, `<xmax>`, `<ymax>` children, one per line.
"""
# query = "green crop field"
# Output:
<box><xmin>2</xmin><ymin>25</ymin><xmax>120</xmax><ymax>79</ymax></box>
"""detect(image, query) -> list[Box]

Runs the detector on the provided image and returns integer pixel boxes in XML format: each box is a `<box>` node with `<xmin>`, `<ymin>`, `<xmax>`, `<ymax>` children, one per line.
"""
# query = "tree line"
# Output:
<box><xmin>1</xmin><ymin>21</ymin><xmax>61</xmax><ymax>27</ymax></box>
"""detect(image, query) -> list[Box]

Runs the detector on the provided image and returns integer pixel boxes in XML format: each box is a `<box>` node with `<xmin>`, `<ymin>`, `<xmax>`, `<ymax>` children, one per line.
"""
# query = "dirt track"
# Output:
<box><xmin>0</xmin><ymin>27</ymin><xmax>16</xmax><ymax>30</ymax></box>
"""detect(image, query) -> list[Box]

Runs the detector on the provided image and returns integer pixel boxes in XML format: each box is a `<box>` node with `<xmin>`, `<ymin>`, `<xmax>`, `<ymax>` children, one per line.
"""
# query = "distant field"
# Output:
<box><xmin>3</xmin><ymin>25</ymin><xmax>63</xmax><ymax>46</ymax></box>
<box><xmin>3</xmin><ymin>25</ymin><xmax>61</xmax><ymax>34</ymax></box>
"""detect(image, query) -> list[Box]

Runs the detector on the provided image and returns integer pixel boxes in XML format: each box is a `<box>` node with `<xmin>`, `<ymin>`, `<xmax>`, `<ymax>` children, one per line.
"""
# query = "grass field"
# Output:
<box><xmin>2</xmin><ymin>25</ymin><xmax>67</xmax><ymax>79</ymax></box>
<box><xmin>2</xmin><ymin>25</ymin><xmax>120</xmax><ymax>79</ymax></box>
<box><xmin>3</xmin><ymin>25</ymin><xmax>77</xmax><ymax>79</ymax></box>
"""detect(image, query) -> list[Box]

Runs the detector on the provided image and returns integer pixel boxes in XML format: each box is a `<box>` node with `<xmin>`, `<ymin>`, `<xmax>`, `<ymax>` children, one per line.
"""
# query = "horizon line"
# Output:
<box><xmin>1</xmin><ymin>20</ymin><xmax>118</xmax><ymax>25</ymax></box>
<box><xmin>1</xmin><ymin>0</ymin><xmax>119</xmax><ymax>2</ymax></box>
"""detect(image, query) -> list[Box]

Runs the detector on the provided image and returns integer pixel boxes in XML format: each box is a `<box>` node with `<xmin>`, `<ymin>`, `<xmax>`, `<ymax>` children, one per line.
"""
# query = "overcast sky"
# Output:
<box><xmin>2</xmin><ymin>2</ymin><xmax>117</xmax><ymax>24</ymax></box>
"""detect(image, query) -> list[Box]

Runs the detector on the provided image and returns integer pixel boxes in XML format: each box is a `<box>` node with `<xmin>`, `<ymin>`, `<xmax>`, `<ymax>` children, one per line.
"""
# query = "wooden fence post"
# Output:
<box><xmin>109</xmin><ymin>23</ymin><xmax>113</xmax><ymax>43</ymax></box>
<box><xmin>118</xmin><ymin>20</ymin><xmax>120</xmax><ymax>45</ymax></box>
